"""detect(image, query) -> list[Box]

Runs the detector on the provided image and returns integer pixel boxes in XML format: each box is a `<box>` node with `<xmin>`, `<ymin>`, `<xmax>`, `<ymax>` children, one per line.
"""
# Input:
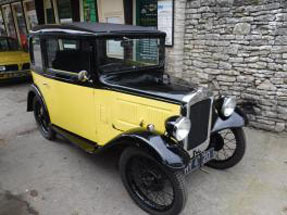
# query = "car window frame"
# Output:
<box><xmin>41</xmin><ymin>35</ymin><xmax>96</xmax><ymax>86</ymax></box>
<box><xmin>95</xmin><ymin>35</ymin><xmax>166</xmax><ymax>76</ymax></box>
<box><xmin>29</xmin><ymin>36</ymin><xmax>45</xmax><ymax>73</ymax></box>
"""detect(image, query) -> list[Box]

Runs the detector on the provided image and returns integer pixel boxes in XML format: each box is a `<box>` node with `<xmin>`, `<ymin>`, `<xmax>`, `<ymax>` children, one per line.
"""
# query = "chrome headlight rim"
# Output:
<box><xmin>221</xmin><ymin>96</ymin><xmax>237</xmax><ymax>118</ymax></box>
<box><xmin>165</xmin><ymin>116</ymin><xmax>191</xmax><ymax>142</ymax></box>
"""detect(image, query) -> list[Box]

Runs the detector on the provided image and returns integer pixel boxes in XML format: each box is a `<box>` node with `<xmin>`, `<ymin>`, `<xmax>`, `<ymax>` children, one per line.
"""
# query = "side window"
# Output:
<box><xmin>31</xmin><ymin>37</ymin><xmax>43</xmax><ymax>68</ymax></box>
<box><xmin>46</xmin><ymin>38</ymin><xmax>90</xmax><ymax>74</ymax></box>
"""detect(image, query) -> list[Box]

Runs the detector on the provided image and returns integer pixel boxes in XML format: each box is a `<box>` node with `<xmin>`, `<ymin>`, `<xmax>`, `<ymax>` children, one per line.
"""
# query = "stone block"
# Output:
<box><xmin>204</xmin><ymin>68</ymin><xmax>222</xmax><ymax>75</ymax></box>
<box><xmin>233</xmin><ymin>23</ymin><xmax>251</xmax><ymax>35</ymax></box>
<box><xmin>217</xmin><ymin>75</ymin><xmax>236</xmax><ymax>82</ymax></box>
<box><xmin>237</xmin><ymin>75</ymin><xmax>254</xmax><ymax>83</ymax></box>
<box><xmin>257</xmin><ymin>79</ymin><xmax>277</xmax><ymax>91</ymax></box>
<box><xmin>275</xmin><ymin>123</ymin><xmax>286</xmax><ymax>132</ymax></box>
<box><xmin>276</xmin><ymin>13</ymin><xmax>287</xmax><ymax>22</ymax></box>
<box><xmin>219</xmin><ymin>61</ymin><xmax>232</xmax><ymax>69</ymax></box>
<box><xmin>229</xmin><ymin>57</ymin><xmax>244</xmax><ymax>63</ymax></box>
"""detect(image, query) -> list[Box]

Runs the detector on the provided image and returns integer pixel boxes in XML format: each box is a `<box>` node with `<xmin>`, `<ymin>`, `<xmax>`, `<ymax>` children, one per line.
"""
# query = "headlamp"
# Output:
<box><xmin>165</xmin><ymin>116</ymin><xmax>191</xmax><ymax>141</ymax></box>
<box><xmin>221</xmin><ymin>96</ymin><xmax>237</xmax><ymax>117</ymax></box>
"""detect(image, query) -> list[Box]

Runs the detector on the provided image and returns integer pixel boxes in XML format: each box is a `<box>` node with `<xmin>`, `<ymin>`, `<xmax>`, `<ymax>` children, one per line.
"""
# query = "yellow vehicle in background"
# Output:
<box><xmin>0</xmin><ymin>36</ymin><xmax>30</xmax><ymax>81</ymax></box>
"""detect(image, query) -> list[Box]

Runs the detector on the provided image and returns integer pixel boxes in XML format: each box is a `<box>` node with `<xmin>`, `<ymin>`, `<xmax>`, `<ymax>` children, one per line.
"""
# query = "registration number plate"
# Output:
<box><xmin>184</xmin><ymin>148</ymin><xmax>215</xmax><ymax>175</ymax></box>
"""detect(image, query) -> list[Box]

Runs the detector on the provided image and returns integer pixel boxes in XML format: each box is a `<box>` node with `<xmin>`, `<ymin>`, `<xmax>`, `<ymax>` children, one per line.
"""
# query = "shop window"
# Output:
<box><xmin>57</xmin><ymin>0</ymin><xmax>73</xmax><ymax>23</ymax></box>
<box><xmin>0</xmin><ymin>9</ymin><xmax>5</xmax><ymax>36</ymax></box>
<box><xmin>46</xmin><ymin>38</ymin><xmax>90</xmax><ymax>74</ymax></box>
<box><xmin>1</xmin><ymin>5</ymin><xmax>17</xmax><ymax>39</ymax></box>
<box><xmin>11</xmin><ymin>2</ymin><xmax>28</xmax><ymax>49</ymax></box>
<box><xmin>23</xmin><ymin>0</ymin><xmax>38</xmax><ymax>30</ymax></box>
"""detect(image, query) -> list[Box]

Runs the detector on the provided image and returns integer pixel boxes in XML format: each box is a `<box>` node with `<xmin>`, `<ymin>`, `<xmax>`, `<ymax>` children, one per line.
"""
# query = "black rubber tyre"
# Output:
<box><xmin>33</xmin><ymin>97</ymin><xmax>56</xmax><ymax>140</ymax></box>
<box><xmin>206</xmin><ymin>128</ymin><xmax>246</xmax><ymax>170</ymax></box>
<box><xmin>119</xmin><ymin>147</ymin><xmax>187</xmax><ymax>215</ymax></box>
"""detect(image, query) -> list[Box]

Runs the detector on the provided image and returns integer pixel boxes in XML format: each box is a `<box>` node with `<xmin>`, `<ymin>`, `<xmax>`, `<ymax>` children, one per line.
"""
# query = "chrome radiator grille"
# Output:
<box><xmin>186</xmin><ymin>99</ymin><xmax>212</xmax><ymax>150</ymax></box>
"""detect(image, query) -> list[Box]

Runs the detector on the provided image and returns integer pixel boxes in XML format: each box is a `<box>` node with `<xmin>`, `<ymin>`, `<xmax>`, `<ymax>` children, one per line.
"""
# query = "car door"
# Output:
<box><xmin>44</xmin><ymin>37</ymin><xmax>96</xmax><ymax>141</ymax></box>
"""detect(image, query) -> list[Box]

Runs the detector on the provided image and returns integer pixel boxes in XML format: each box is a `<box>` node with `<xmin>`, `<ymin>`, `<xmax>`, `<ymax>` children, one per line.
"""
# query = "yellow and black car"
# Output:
<box><xmin>0</xmin><ymin>36</ymin><xmax>30</xmax><ymax>81</ymax></box>
<box><xmin>27</xmin><ymin>23</ymin><xmax>248</xmax><ymax>215</ymax></box>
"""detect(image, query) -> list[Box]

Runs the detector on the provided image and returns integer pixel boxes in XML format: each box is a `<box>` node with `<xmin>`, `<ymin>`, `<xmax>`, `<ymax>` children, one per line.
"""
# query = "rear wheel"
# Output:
<box><xmin>206</xmin><ymin>128</ymin><xmax>246</xmax><ymax>169</ymax></box>
<box><xmin>119</xmin><ymin>147</ymin><xmax>187</xmax><ymax>215</ymax></box>
<box><xmin>33</xmin><ymin>97</ymin><xmax>56</xmax><ymax>140</ymax></box>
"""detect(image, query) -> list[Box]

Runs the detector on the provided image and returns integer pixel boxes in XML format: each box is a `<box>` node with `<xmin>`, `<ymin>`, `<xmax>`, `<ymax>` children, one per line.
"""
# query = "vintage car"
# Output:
<box><xmin>0</xmin><ymin>36</ymin><xmax>30</xmax><ymax>81</ymax></box>
<box><xmin>27</xmin><ymin>23</ymin><xmax>247</xmax><ymax>215</ymax></box>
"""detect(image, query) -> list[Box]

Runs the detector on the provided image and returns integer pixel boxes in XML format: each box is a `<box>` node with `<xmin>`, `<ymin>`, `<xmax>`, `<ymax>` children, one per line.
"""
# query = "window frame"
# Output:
<box><xmin>29</xmin><ymin>36</ymin><xmax>44</xmax><ymax>72</ymax></box>
<box><xmin>96</xmin><ymin>36</ymin><xmax>165</xmax><ymax>75</ymax></box>
<box><xmin>42</xmin><ymin>35</ymin><xmax>95</xmax><ymax>84</ymax></box>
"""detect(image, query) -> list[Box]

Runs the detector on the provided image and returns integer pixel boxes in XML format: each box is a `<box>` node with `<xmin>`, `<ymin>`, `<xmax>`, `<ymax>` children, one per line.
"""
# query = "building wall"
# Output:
<box><xmin>183</xmin><ymin>0</ymin><xmax>287</xmax><ymax>133</ymax></box>
<box><xmin>165</xmin><ymin>0</ymin><xmax>187</xmax><ymax>77</ymax></box>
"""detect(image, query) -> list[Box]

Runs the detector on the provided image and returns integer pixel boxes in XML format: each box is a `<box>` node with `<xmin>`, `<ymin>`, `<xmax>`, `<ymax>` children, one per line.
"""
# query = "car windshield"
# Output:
<box><xmin>97</xmin><ymin>37</ymin><xmax>164</xmax><ymax>74</ymax></box>
<box><xmin>0</xmin><ymin>37</ymin><xmax>20</xmax><ymax>51</ymax></box>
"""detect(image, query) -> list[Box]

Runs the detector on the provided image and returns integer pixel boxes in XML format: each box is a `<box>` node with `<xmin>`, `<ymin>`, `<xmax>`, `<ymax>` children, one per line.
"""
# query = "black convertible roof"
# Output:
<box><xmin>31</xmin><ymin>22</ymin><xmax>166</xmax><ymax>37</ymax></box>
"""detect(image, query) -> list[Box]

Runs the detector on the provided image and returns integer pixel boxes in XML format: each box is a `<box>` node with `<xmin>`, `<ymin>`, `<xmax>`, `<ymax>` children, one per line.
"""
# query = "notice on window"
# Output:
<box><xmin>157</xmin><ymin>0</ymin><xmax>174</xmax><ymax>46</ymax></box>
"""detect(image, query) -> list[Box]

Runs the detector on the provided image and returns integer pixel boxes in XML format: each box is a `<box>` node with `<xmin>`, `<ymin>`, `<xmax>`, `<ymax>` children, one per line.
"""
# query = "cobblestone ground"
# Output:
<box><xmin>0</xmin><ymin>82</ymin><xmax>287</xmax><ymax>215</ymax></box>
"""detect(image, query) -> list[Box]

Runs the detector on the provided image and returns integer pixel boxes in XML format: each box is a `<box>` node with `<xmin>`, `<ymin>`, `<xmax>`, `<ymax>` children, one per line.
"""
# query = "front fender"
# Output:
<box><xmin>103</xmin><ymin>128</ymin><xmax>190</xmax><ymax>170</ymax></box>
<box><xmin>211</xmin><ymin>107</ymin><xmax>248</xmax><ymax>134</ymax></box>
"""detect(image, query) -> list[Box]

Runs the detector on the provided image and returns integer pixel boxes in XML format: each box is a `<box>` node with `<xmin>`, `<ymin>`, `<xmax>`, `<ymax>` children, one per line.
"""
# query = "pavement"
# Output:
<box><xmin>0</xmin><ymin>82</ymin><xmax>287</xmax><ymax>215</ymax></box>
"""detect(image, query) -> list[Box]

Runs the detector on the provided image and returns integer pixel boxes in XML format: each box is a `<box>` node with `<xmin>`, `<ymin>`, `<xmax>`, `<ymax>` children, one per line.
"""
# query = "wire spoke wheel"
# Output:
<box><xmin>35</xmin><ymin>101</ymin><xmax>49</xmax><ymax>133</ymax></box>
<box><xmin>206</xmin><ymin>128</ymin><xmax>246</xmax><ymax>169</ymax></box>
<box><xmin>35</xmin><ymin>103</ymin><xmax>49</xmax><ymax>133</ymax></box>
<box><xmin>119</xmin><ymin>147</ymin><xmax>187</xmax><ymax>215</ymax></box>
<box><xmin>126</xmin><ymin>157</ymin><xmax>175</xmax><ymax>211</ymax></box>
<box><xmin>33</xmin><ymin>97</ymin><xmax>56</xmax><ymax>140</ymax></box>
<box><xmin>214</xmin><ymin>129</ymin><xmax>237</xmax><ymax>161</ymax></box>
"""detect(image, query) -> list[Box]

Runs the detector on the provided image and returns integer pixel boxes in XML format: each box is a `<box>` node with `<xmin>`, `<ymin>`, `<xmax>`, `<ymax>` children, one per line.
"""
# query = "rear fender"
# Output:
<box><xmin>27</xmin><ymin>84</ymin><xmax>49</xmax><ymax>118</ymax></box>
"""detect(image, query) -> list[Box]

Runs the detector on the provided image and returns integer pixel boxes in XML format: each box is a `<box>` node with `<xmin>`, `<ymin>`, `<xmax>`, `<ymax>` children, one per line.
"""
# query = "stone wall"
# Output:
<box><xmin>183</xmin><ymin>0</ymin><xmax>287</xmax><ymax>132</ymax></box>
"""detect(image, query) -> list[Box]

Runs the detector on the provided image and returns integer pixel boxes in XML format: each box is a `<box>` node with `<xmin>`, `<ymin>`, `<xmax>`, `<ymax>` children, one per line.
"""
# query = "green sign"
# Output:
<box><xmin>83</xmin><ymin>0</ymin><xmax>97</xmax><ymax>22</ymax></box>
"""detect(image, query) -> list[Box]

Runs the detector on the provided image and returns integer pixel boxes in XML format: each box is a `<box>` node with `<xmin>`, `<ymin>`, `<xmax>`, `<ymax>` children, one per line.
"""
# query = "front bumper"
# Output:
<box><xmin>0</xmin><ymin>70</ymin><xmax>31</xmax><ymax>80</ymax></box>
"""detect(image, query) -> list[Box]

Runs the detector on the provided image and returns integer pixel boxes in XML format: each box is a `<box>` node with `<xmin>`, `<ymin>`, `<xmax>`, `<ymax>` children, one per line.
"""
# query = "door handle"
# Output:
<box><xmin>42</xmin><ymin>82</ymin><xmax>49</xmax><ymax>88</ymax></box>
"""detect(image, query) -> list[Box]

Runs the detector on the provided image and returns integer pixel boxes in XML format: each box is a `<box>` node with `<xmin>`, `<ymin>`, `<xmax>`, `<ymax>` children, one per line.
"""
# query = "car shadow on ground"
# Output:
<box><xmin>52</xmin><ymin>133</ymin><xmax>204</xmax><ymax>186</ymax></box>
<box><xmin>54</xmin><ymin>134</ymin><xmax>122</xmax><ymax>172</ymax></box>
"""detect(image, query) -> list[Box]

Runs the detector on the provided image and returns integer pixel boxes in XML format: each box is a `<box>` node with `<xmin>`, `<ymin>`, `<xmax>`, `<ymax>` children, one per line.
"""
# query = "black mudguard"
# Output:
<box><xmin>27</xmin><ymin>83</ymin><xmax>51</xmax><ymax>123</ymax></box>
<box><xmin>103</xmin><ymin>128</ymin><xmax>190</xmax><ymax>170</ymax></box>
<box><xmin>211</xmin><ymin>107</ymin><xmax>248</xmax><ymax>134</ymax></box>
<box><xmin>27</xmin><ymin>84</ymin><xmax>44</xmax><ymax>112</ymax></box>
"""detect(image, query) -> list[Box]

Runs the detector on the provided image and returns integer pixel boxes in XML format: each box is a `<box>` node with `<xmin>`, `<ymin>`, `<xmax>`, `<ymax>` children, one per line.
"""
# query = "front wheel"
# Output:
<box><xmin>119</xmin><ymin>147</ymin><xmax>187</xmax><ymax>215</ymax></box>
<box><xmin>206</xmin><ymin>128</ymin><xmax>246</xmax><ymax>169</ymax></box>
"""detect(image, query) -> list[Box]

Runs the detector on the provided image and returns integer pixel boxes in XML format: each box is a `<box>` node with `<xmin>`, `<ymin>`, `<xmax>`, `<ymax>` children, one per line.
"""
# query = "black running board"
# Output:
<box><xmin>52</xmin><ymin>125</ymin><xmax>99</xmax><ymax>153</ymax></box>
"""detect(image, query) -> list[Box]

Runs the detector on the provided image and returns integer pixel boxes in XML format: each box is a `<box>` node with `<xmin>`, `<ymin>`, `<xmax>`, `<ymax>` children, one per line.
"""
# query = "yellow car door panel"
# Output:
<box><xmin>33</xmin><ymin>72</ymin><xmax>95</xmax><ymax>141</ymax></box>
<box><xmin>93</xmin><ymin>90</ymin><xmax>181</xmax><ymax>146</ymax></box>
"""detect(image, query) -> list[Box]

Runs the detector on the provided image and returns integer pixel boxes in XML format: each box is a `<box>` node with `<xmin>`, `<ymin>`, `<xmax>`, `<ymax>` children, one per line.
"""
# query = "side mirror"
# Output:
<box><xmin>78</xmin><ymin>70</ymin><xmax>89</xmax><ymax>82</ymax></box>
